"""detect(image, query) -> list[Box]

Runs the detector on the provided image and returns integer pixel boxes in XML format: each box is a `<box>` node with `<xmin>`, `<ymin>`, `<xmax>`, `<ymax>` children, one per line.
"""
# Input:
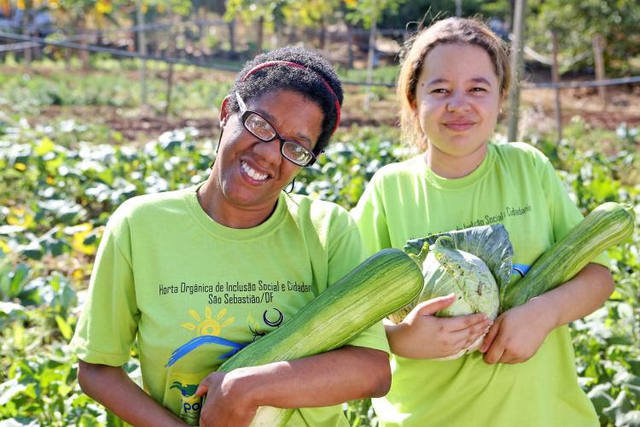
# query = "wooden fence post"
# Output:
<box><xmin>364</xmin><ymin>12</ymin><xmax>377</xmax><ymax>112</ymax></box>
<box><xmin>551</xmin><ymin>30</ymin><xmax>562</xmax><ymax>142</ymax></box>
<box><xmin>137</xmin><ymin>1</ymin><xmax>147</xmax><ymax>108</ymax></box>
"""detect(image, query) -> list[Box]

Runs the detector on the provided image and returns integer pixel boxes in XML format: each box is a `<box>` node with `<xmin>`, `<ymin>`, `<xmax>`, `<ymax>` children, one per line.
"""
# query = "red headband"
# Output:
<box><xmin>241</xmin><ymin>60</ymin><xmax>341</xmax><ymax>135</ymax></box>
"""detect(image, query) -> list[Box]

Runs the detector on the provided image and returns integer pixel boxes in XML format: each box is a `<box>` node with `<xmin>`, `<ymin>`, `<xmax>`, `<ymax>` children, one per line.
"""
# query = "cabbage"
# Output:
<box><xmin>422</xmin><ymin>236</ymin><xmax>500</xmax><ymax>319</ymax></box>
<box><xmin>389</xmin><ymin>224</ymin><xmax>514</xmax><ymax>359</ymax></box>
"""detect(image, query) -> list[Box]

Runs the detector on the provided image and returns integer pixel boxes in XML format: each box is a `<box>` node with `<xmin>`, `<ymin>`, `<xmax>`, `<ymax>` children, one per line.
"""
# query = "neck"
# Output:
<box><xmin>425</xmin><ymin>143</ymin><xmax>488</xmax><ymax>179</ymax></box>
<box><xmin>197</xmin><ymin>179</ymin><xmax>277</xmax><ymax>229</ymax></box>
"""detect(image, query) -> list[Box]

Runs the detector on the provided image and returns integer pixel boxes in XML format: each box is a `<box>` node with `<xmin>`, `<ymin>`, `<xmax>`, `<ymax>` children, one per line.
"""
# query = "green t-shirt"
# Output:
<box><xmin>352</xmin><ymin>142</ymin><xmax>605</xmax><ymax>427</ymax></box>
<box><xmin>71</xmin><ymin>186</ymin><xmax>389</xmax><ymax>426</ymax></box>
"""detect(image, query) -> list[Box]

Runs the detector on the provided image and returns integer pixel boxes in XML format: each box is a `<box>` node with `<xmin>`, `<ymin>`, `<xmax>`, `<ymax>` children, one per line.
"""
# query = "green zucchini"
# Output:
<box><xmin>501</xmin><ymin>202</ymin><xmax>635</xmax><ymax>311</ymax></box>
<box><xmin>217</xmin><ymin>248</ymin><xmax>424</xmax><ymax>426</ymax></box>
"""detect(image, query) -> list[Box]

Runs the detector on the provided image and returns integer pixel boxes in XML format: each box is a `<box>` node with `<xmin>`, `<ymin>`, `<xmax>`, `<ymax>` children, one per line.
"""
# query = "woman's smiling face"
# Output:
<box><xmin>210</xmin><ymin>89</ymin><xmax>323</xmax><ymax>221</ymax></box>
<box><xmin>414</xmin><ymin>43</ymin><xmax>502</xmax><ymax>163</ymax></box>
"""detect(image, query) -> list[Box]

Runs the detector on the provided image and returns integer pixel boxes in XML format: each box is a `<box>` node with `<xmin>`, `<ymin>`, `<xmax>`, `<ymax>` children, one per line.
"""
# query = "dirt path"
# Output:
<box><xmin>35</xmin><ymin>83</ymin><xmax>640</xmax><ymax>143</ymax></box>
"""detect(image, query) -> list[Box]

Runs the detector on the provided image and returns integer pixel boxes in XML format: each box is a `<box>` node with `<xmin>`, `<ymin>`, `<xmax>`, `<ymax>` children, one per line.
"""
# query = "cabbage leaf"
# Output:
<box><xmin>389</xmin><ymin>224</ymin><xmax>514</xmax><ymax>359</ymax></box>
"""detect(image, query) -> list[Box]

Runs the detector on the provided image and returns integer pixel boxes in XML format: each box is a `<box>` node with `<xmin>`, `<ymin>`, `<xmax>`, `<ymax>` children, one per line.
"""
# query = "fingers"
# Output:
<box><xmin>438</xmin><ymin>312</ymin><xmax>491</xmax><ymax>332</ymax></box>
<box><xmin>195</xmin><ymin>383</ymin><xmax>208</xmax><ymax>397</ymax></box>
<box><xmin>482</xmin><ymin>320</ymin><xmax>505</xmax><ymax>364</ymax></box>
<box><xmin>447</xmin><ymin>319</ymin><xmax>492</xmax><ymax>349</ymax></box>
<box><xmin>480</xmin><ymin>319</ymin><xmax>500</xmax><ymax>353</ymax></box>
<box><xmin>196</xmin><ymin>372</ymin><xmax>224</xmax><ymax>397</ymax></box>
<box><xmin>423</xmin><ymin>316</ymin><xmax>492</xmax><ymax>358</ymax></box>
<box><xmin>414</xmin><ymin>293</ymin><xmax>456</xmax><ymax>316</ymax></box>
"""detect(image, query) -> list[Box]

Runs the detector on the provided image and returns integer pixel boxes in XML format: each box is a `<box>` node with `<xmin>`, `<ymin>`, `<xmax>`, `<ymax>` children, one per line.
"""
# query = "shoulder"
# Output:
<box><xmin>492</xmin><ymin>141</ymin><xmax>550</xmax><ymax>163</ymax></box>
<box><xmin>373</xmin><ymin>156</ymin><xmax>424</xmax><ymax>179</ymax></box>
<box><xmin>108</xmin><ymin>187</ymin><xmax>193</xmax><ymax>229</ymax></box>
<box><xmin>284</xmin><ymin>194</ymin><xmax>354</xmax><ymax>231</ymax></box>
<box><xmin>491</xmin><ymin>142</ymin><xmax>553</xmax><ymax>173</ymax></box>
<box><xmin>367</xmin><ymin>156</ymin><xmax>425</xmax><ymax>189</ymax></box>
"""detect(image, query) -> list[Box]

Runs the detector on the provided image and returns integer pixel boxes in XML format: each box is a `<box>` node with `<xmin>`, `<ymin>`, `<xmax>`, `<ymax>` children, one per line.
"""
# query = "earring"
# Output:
<box><xmin>210</xmin><ymin>127</ymin><xmax>224</xmax><ymax>169</ymax></box>
<box><xmin>285</xmin><ymin>178</ymin><xmax>296</xmax><ymax>194</ymax></box>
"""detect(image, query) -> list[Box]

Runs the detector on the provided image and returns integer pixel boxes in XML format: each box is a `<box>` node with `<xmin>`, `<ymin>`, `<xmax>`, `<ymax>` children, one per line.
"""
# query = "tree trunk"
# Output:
<box><xmin>256</xmin><ymin>16</ymin><xmax>264</xmax><ymax>54</ymax></box>
<box><xmin>21</xmin><ymin>2</ymin><xmax>31</xmax><ymax>68</ymax></box>
<box><xmin>551</xmin><ymin>30</ymin><xmax>562</xmax><ymax>143</ymax></box>
<box><xmin>80</xmin><ymin>29</ymin><xmax>90</xmax><ymax>69</ymax></box>
<box><xmin>364</xmin><ymin>16</ymin><xmax>377</xmax><ymax>111</ymax></box>
<box><xmin>507</xmin><ymin>0</ymin><xmax>527</xmax><ymax>142</ymax></box>
<box><xmin>165</xmin><ymin>12</ymin><xmax>177</xmax><ymax>117</ymax></box>
<box><xmin>455</xmin><ymin>0</ymin><xmax>462</xmax><ymax>17</ymax></box>
<box><xmin>592</xmin><ymin>34</ymin><xmax>606</xmax><ymax>108</ymax></box>
<box><xmin>319</xmin><ymin>17</ymin><xmax>326</xmax><ymax>50</ymax></box>
<box><xmin>228</xmin><ymin>20</ymin><xmax>236</xmax><ymax>54</ymax></box>
<box><xmin>347</xmin><ymin>25</ymin><xmax>354</xmax><ymax>69</ymax></box>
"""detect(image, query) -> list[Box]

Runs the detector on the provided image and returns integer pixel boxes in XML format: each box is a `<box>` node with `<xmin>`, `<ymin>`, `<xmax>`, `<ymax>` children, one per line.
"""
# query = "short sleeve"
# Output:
<box><xmin>327</xmin><ymin>212</ymin><xmax>390</xmax><ymax>353</ymax></box>
<box><xmin>351</xmin><ymin>174</ymin><xmax>392</xmax><ymax>257</ymax></box>
<box><xmin>538</xmin><ymin>153</ymin><xmax>610</xmax><ymax>268</ymax></box>
<box><xmin>70</xmin><ymin>208</ymin><xmax>140</xmax><ymax>366</ymax></box>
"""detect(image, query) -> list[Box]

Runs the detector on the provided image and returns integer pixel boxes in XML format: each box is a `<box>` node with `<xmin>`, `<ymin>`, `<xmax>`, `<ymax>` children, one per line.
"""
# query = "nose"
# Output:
<box><xmin>446</xmin><ymin>91</ymin><xmax>469</xmax><ymax>112</ymax></box>
<box><xmin>252</xmin><ymin>138</ymin><xmax>282</xmax><ymax>166</ymax></box>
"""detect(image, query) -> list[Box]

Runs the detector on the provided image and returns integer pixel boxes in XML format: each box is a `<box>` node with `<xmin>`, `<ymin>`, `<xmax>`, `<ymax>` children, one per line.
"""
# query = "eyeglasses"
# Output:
<box><xmin>235</xmin><ymin>92</ymin><xmax>317</xmax><ymax>167</ymax></box>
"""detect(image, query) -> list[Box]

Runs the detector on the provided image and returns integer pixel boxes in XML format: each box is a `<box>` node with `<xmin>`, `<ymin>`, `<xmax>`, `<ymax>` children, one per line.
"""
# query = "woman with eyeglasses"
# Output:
<box><xmin>71</xmin><ymin>47</ymin><xmax>391</xmax><ymax>427</ymax></box>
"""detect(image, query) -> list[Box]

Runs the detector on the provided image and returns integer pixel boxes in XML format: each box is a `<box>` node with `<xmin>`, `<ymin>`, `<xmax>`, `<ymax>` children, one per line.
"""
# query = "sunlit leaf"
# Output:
<box><xmin>0</xmin><ymin>379</ymin><xmax>27</xmax><ymax>406</ymax></box>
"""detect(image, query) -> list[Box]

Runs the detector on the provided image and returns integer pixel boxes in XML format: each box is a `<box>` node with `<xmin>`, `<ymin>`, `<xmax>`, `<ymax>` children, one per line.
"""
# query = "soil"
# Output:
<box><xmin>23</xmin><ymin>68</ymin><xmax>640</xmax><ymax>143</ymax></box>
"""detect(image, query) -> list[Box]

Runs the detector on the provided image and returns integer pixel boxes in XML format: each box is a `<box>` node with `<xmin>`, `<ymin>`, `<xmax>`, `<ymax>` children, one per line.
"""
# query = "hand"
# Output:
<box><xmin>388</xmin><ymin>293</ymin><xmax>493</xmax><ymax>359</ymax></box>
<box><xmin>481</xmin><ymin>297</ymin><xmax>557</xmax><ymax>364</ymax></box>
<box><xmin>195</xmin><ymin>369</ymin><xmax>257</xmax><ymax>427</ymax></box>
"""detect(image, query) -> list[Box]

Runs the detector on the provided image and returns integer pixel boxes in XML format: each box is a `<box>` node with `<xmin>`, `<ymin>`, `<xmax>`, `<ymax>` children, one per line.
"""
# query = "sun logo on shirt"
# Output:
<box><xmin>181</xmin><ymin>306</ymin><xmax>235</xmax><ymax>336</ymax></box>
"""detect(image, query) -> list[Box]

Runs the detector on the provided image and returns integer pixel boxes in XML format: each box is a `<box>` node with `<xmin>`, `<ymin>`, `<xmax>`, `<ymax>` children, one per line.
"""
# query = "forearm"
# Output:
<box><xmin>233</xmin><ymin>346</ymin><xmax>390</xmax><ymax>409</ymax></box>
<box><xmin>530</xmin><ymin>263</ymin><xmax>614</xmax><ymax>328</ymax></box>
<box><xmin>382</xmin><ymin>297</ymin><xmax>493</xmax><ymax>359</ymax></box>
<box><xmin>78</xmin><ymin>361</ymin><xmax>185</xmax><ymax>427</ymax></box>
<box><xmin>384</xmin><ymin>321</ymin><xmax>416</xmax><ymax>358</ymax></box>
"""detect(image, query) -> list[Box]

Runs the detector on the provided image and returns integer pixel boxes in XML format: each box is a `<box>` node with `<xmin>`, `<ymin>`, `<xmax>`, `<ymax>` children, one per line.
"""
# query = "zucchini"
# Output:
<box><xmin>217</xmin><ymin>248</ymin><xmax>424</xmax><ymax>426</ymax></box>
<box><xmin>501</xmin><ymin>202</ymin><xmax>635</xmax><ymax>311</ymax></box>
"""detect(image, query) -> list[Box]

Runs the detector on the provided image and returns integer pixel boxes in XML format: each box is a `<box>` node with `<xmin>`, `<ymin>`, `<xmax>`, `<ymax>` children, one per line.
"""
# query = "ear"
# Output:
<box><xmin>497</xmin><ymin>93</ymin><xmax>506</xmax><ymax>115</ymax></box>
<box><xmin>408</xmin><ymin>95</ymin><xmax>418</xmax><ymax>113</ymax></box>
<box><xmin>219</xmin><ymin>95</ymin><xmax>231</xmax><ymax>126</ymax></box>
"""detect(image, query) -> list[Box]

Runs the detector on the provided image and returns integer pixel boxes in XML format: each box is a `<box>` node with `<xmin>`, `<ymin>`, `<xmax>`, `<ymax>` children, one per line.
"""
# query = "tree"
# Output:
<box><xmin>527</xmin><ymin>0</ymin><xmax>640</xmax><ymax>76</ymax></box>
<box><xmin>224</xmin><ymin>0</ymin><xmax>289</xmax><ymax>53</ymax></box>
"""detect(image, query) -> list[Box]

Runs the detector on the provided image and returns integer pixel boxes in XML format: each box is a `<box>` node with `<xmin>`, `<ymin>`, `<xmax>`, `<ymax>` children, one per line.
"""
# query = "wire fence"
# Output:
<box><xmin>3</xmin><ymin>30</ymin><xmax>639</xmax><ymax>92</ymax></box>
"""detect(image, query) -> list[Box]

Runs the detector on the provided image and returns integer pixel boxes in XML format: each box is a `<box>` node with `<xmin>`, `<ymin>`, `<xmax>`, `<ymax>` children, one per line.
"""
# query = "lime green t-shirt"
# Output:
<box><xmin>71</xmin><ymin>186</ymin><xmax>389</xmax><ymax>426</ymax></box>
<box><xmin>352</xmin><ymin>142</ymin><xmax>605</xmax><ymax>427</ymax></box>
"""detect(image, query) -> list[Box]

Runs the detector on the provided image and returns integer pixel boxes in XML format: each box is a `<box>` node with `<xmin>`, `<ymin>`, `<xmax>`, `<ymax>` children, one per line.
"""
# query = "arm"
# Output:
<box><xmin>196</xmin><ymin>345</ymin><xmax>390</xmax><ymax>427</ymax></box>
<box><xmin>385</xmin><ymin>294</ymin><xmax>492</xmax><ymax>359</ymax></box>
<box><xmin>481</xmin><ymin>263</ymin><xmax>614</xmax><ymax>364</ymax></box>
<box><xmin>77</xmin><ymin>360</ymin><xmax>186</xmax><ymax>427</ymax></box>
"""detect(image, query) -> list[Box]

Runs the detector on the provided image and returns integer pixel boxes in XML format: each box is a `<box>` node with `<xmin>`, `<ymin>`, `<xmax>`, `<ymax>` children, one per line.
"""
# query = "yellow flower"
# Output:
<box><xmin>72</xmin><ymin>268</ymin><xmax>85</xmax><ymax>280</ymax></box>
<box><xmin>95</xmin><ymin>0</ymin><xmax>112</xmax><ymax>15</ymax></box>
<box><xmin>7</xmin><ymin>207</ymin><xmax>35</xmax><ymax>229</ymax></box>
<box><xmin>14</xmin><ymin>163</ymin><xmax>27</xmax><ymax>172</ymax></box>
<box><xmin>71</xmin><ymin>223</ymin><xmax>98</xmax><ymax>256</ymax></box>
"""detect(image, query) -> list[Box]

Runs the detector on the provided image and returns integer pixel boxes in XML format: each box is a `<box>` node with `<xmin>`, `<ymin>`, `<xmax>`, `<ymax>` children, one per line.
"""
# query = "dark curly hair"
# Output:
<box><xmin>225</xmin><ymin>46</ymin><xmax>343</xmax><ymax>155</ymax></box>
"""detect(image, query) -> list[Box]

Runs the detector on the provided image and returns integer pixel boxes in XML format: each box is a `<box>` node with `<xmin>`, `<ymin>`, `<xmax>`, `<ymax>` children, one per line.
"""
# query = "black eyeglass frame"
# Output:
<box><xmin>234</xmin><ymin>92</ymin><xmax>318</xmax><ymax>167</ymax></box>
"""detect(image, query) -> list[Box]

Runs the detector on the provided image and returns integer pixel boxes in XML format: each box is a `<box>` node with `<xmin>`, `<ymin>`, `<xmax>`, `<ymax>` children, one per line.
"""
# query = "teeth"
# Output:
<box><xmin>241</xmin><ymin>161</ymin><xmax>268</xmax><ymax>181</ymax></box>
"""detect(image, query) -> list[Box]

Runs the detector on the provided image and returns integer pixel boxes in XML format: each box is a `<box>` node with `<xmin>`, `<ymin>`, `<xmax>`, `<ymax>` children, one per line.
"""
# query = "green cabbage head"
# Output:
<box><xmin>413</xmin><ymin>236</ymin><xmax>499</xmax><ymax>359</ymax></box>
<box><xmin>390</xmin><ymin>224</ymin><xmax>514</xmax><ymax>360</ymax></box>
<box><xmin>422</xmin><ymin>236</ymin><xmax>500</xmax><ymax>319</ymax></box>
